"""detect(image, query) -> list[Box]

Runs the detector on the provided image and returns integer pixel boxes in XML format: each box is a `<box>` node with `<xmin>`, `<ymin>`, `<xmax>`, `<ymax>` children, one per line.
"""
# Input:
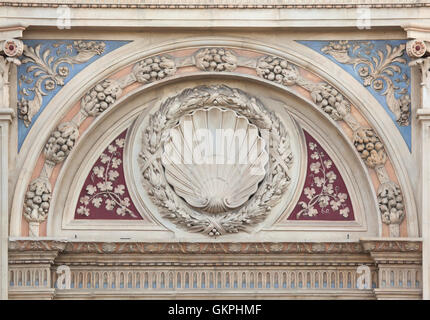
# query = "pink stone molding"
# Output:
<box><xmin>22</xmin><ymin>45</ymin><xmax>410</xmax><ymax>237</ymax></box>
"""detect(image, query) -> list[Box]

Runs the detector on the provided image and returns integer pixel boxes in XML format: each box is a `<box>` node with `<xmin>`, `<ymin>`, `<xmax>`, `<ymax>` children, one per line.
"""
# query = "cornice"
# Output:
<box><xmin>0</xmin><ymin>0</ymin><xmax>429</xmax><ymax>9</ymax></box>
<box><xmin>360</xmin><ymin>239</ymin><xmax>422</xmax><ymax>252</ymax></box>
<box><xmin>0</xmin><ymin>108</ymin><xmax>14</xmax><ymax>122</ymax></box>
<box><xmin>417</xmin><ymin>108</ymin><xmax>430</xmax><ymax>122</ymax></box>
<box><xmin>402</xmin><ymin>25</ymin><xmax>430</xmax><ymax>33</ymax></box>
<box><xmin>0</xmin><ymin>26</ymin><xmax>26</xmax><ymax>43</ymax></box>
<box><xmin>8</xmin><ymin>239</ymin><xmax>422</xmax><ymax>254</ymax></box>
<box><xmin>402</xmin><ymin>24</ymin><xmax>430</xmax><ymax>42</ymax></box>
<box><xmin>8</xmin><ymin>239</ymin><xmax>68</xmax><ymax>251</ymax></box>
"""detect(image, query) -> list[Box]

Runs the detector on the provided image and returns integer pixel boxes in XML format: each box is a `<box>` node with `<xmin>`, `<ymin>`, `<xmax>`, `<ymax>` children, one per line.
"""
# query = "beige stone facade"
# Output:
<box><xmin>0</xmin><ymin>0</ymin><xmax>429</xmax><ymax>299</ymax></box>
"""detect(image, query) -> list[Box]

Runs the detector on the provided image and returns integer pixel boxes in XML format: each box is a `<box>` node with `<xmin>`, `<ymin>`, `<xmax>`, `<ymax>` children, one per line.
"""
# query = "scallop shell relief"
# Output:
<box><xmin>139</xmin><ymin>85</ymin><xmax>293</xmax><ymax>236</ymax></box>
<box><xmin>162</xmin><ymin>107</ymin><xmax>269</xmax><ymax>214</ymax></box>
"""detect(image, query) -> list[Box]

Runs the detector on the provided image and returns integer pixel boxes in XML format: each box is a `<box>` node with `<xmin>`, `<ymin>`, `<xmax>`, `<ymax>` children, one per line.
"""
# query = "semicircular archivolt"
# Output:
<box><xmin>17</xmin><ymin>45</ymin><xmax>410</xmax><ymax>238</ymax></box>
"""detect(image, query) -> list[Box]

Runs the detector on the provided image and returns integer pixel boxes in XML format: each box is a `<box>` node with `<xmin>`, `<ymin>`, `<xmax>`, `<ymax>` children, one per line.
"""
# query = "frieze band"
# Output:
<box><xmin>0</xmin><ymin>0</ymin><xmax>428</xmax><ymax>9</ymax></box>
<box><xmin>8</xmin><ymin>239</ymin><xmax>422</xmax><ymax>254</ymax></box>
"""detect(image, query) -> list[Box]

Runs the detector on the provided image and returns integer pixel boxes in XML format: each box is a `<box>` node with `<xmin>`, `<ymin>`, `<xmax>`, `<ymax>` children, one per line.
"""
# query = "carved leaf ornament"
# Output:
<box><xmin>321</xmin><ymin>41</ymin><xmax>411</xmax><ymax>126</ymax></box>
<box><xmin>18</xmin><ymin>41</ymin><xmax>106</xmax><ymax>126</ymax></box>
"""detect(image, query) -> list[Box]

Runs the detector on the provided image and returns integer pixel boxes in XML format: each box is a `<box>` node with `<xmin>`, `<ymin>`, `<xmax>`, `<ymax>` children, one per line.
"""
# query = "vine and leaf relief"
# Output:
<box><xmin>321</xmin><ymin>40</ymin><xmax>411</xmax><ymax>126</ymax></box>
<box><xmin>76</xmin><ymin>132</ymin><xmax>139</xmax><ymax>219</ymax></box>
<box><xmin>17</xmin><ymin>41</ymin><xmax>105</xmax><ymax>127</ymax></box>
<box><xmin>297</xmin><ymin>141</ymin><xmax>350</xmax><ymax>219</ymax></box>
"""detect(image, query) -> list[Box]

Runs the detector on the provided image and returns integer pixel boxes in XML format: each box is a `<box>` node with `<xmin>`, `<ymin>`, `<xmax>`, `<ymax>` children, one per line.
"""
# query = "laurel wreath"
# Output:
<box><xmin>138</xmin><ymin>85</ymin><xmax>293</xmax><ymax>236</ymax></box>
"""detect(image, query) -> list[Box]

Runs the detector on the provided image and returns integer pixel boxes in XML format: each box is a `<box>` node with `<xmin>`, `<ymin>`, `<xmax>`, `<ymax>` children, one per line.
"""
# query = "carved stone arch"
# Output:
<box><xmin>10</xmin><ymin>37</ymin><xmax>418</xmax><ymax>238</ymax></box>
<box><xmin>40</xmin><ymin>74</ymin><xmax>376</xmax><ymax>240</ymax></box>
<box><xmin>289</xmin><ymin>40</ymin><xmax>418</xmax><ymax>237</ymax></box>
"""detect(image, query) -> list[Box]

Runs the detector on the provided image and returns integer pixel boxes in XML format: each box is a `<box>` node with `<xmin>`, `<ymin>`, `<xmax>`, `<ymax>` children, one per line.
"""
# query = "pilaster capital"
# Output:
<box><xmin>0</xmin><ymin>26</ymin><xmax>25</xmax><ymax>42</ymax></box>
<box><xmin>409</xmin><ymin>55</ymin><xmax>430</xmax><ymax>92</ymax></box>
<box><xmin>0</xmin><ymin>34</ymin><xmax>23</xmax><ymax>118</ymax></box>
<box><xmin>417</xmin><ymin>108</ymin><xmax>430</xmax><ymax>123</ymax></box>
<box><xmin>0</xmin><ymin>108</ymin><xmax>14</xmax><ymax>122</ymax></box>
<box><xmin>0</xmin><ymin>26</ymin><xmax>25</xmax><ymax>62</ymax></box>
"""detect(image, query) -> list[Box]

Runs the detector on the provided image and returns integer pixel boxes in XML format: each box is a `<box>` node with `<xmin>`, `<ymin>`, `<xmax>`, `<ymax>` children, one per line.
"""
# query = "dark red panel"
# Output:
<box><xmin>74</xmin><ymin>130</ymin><xmax>142</xmax><ymax>220</ymax></box>
<box><xmin>288</xmin><ymin>131</ymin><xmax>354</xmax><ymax>221</ymax></box>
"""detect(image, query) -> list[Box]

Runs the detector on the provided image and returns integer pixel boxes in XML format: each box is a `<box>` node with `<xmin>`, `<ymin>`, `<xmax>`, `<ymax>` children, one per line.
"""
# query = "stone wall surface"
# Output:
<box><xmin>0</xmin><ymin>2</ymin><xmax>429</xmax><ymax>300</ymax></box>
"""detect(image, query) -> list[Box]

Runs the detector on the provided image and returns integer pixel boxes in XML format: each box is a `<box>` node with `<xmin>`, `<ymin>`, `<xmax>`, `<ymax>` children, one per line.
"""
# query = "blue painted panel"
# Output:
<box><xmin>17</xmin><ymin>40</ymin><xmax>130</xmax><ymax>151</ymax></box>
<box><xmin>298</xmin><ymin>40</ymin><xmax>411</xmax><ymax>150</ymax></box>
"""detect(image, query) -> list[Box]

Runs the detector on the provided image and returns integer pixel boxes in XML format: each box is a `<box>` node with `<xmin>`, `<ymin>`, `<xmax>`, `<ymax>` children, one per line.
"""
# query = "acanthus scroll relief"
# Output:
<box><xmin>17</xmin><ymin>41</ymin><xmax>106</xmax><ymax>127</ymax></box>
<box><xmin>320</xmin><ymin>41</ymin><xmax>411</xmax><ymax>126</ymax></box>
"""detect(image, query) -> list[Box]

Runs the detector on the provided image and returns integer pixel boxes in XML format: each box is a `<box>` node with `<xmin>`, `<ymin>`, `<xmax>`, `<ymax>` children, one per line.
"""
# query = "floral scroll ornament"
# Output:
<box><xmin>297</xmin><ymin>141</ymin><xmax>350</xmax><ymax>219</ymax></box>
<box><xmin>77</xmin><ymin>136</ymin><xmax>137</xmax><ymax>218</ymax></box>
<box><xmin>17</xmin><ymin>41</ymin><xmax>106</xmax><ymax>127</ymax></box>
<box><xmin>321</xmin><ymin>41</ymin><xmax>410</xmax><ymax>126</ymax></box>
